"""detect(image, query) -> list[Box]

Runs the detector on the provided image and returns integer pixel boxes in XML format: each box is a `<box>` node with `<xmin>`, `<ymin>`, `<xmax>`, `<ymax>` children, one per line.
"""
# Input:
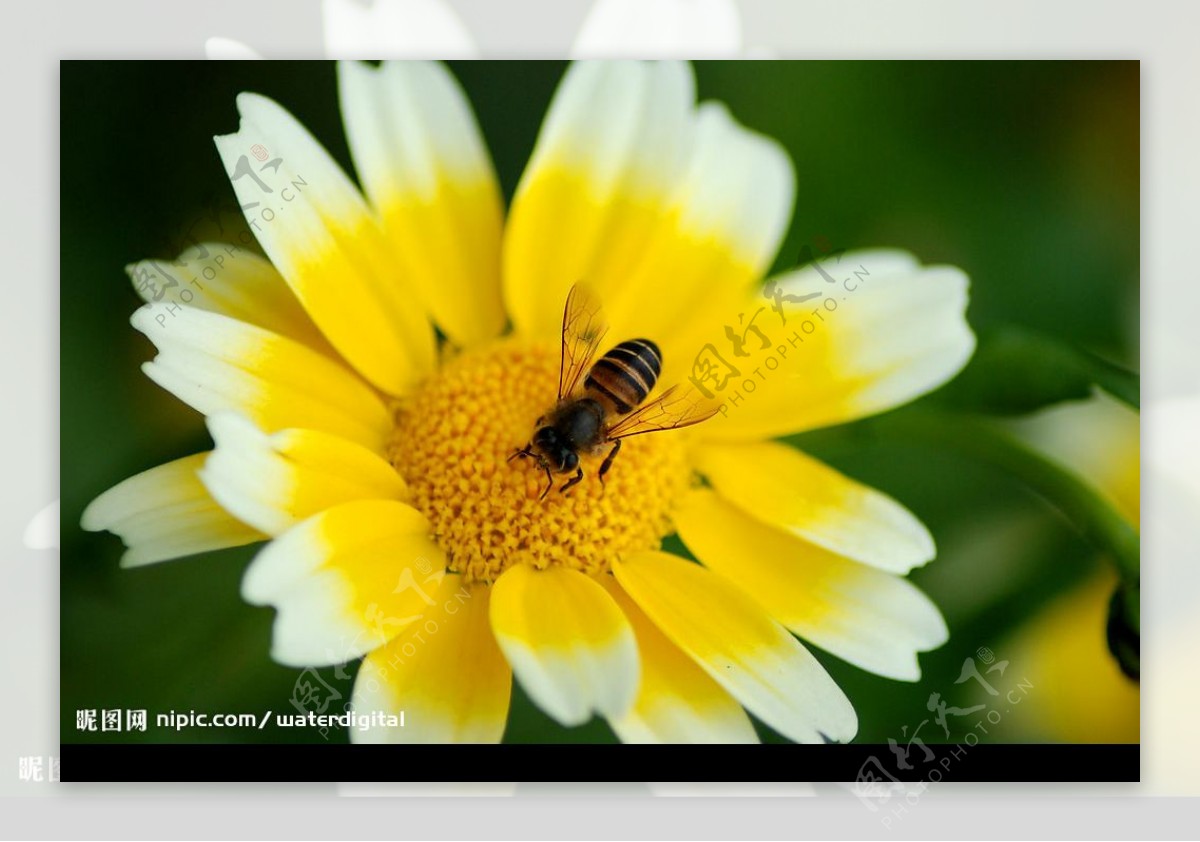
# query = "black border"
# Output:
<box><xmin>61</xmin><ymin>743</ymin><xmax>1138</xmax><ymax>783</ymax></box>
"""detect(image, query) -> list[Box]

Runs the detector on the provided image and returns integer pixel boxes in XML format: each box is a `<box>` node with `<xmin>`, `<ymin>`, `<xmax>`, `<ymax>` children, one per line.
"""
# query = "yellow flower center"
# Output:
<box><xmin>389</xmin><ymin>338</ymin><xmax>691</xmax><ymax>585</ymax></box>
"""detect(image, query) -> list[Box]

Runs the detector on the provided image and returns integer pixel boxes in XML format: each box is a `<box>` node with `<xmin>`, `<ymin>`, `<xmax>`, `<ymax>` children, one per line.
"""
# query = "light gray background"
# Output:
<box><xmin>6</xmin><ymin>0</ymin><xmax>1197</xmax><ymax>837</ymax></box>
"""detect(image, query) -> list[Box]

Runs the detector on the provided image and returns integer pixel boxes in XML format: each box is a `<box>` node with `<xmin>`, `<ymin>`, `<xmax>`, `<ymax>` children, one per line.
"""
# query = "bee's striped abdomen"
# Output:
<box><xmin>584</xmin><ymin>339</ymin><xmax>662</xmax><ymax>415</ymax></box>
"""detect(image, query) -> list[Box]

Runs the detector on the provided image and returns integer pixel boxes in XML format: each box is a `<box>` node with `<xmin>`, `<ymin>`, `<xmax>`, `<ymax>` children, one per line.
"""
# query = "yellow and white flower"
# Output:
<box><xmin>1001</xmin><ymin>392</ymin><xmax>1139</xmax><ymax>744</ymax></box>
<box><xmin>82</xmin><ymin>60</ymin><xmax>974</xmax><ymax>743</ymax></box>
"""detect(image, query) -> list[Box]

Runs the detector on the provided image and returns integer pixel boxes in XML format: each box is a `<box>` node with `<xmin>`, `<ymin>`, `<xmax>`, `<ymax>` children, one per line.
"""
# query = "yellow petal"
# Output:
<box><xmin>1000</xmin><ymin>573</ymin><xmax>1138</xmax><ymax>743</ymax></box>
<box><xmin>214</xmin><ymin>93</ymin><xmax>436</xmax><ymax>395</ymax></box>
<box><xmin>489</xmin><ymin>564</ymin><xmax>639</xmax><ymax>727</ymax></box>
<box><xmin>241</xmin><ymin>500</ymin><xmax>446</xmax><ymax>667</ymax></box>
<box><xmin>503</xmin><ymin>61</ymin><xmax>793</xmax><ymax>382</ymax></box>
<box><xmin>613</xmin><ymin>550</ymin><xmax>856</xmax><ymax>744</ymax></box>
<box><xmin>352</xmin><ymin>577</ymin><xmax>511</xmax><ymax>743</ymax></box>
<box><xmin>602</xmin><ymin>578</ymin><xmax>757</xmax><ymax>743</ymax></box>
<box><xmin>338</xmin><ymin>61</ymin><xmax>505</xmax><ymax>347</ymax></box>
<box><xmin>132</xmin><ymin>305</ymin><xmax>392</xmax><ymax>453</ymax></box>
<box><xmin>692</xmin><ymin>440</ymin><xmax>934</xmax><ymax>574</ymax></box>
<box><xmin>200</xmin><ymin>413</ymin><xmax>407</xmax><ymax>536</ymax></box>
<box><xmin>696</xmin><ymin>250</ymin><xmax>975</xmax><ymax>440</ymax></box>
<box><xmin>674</xmin><ymin>488</ymin><xmax>948</xmax><ymax>682</ymax></box>
<box><xmin>127</xmin><ymin>244</ymin><xmax>334</xmax><ymax>354</ymax></box>
<box><xmin>80</xmin><ymin>453</ymin><xmax>264</xmax><ymax>567</ymax></box>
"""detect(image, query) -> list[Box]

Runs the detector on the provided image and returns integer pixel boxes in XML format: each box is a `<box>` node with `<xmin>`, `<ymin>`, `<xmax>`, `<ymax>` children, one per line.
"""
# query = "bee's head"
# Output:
<box><xmin>532</xmin><ymin>425</ymin><xmax>578</xmax><ymax>473</ymax></box>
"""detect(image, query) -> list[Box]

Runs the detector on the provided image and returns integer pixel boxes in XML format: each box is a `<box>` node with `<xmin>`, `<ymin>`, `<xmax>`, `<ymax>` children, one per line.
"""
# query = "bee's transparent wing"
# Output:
<box><xmin>559</xmin><ymin>283</ymin><xmax>608</xmax><ymax>402</ymax></box>
<box><xmin>605</xmin><ymin>384</ymin><xmax>721</xmax><ymax>440</ymax></box>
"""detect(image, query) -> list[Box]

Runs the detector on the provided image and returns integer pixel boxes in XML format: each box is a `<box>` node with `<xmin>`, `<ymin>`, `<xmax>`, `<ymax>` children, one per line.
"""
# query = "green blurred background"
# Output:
<box><xmin>61</xmin><ymin>60</ymin><xmax>1139</xmax><ymax>746</ymax></box>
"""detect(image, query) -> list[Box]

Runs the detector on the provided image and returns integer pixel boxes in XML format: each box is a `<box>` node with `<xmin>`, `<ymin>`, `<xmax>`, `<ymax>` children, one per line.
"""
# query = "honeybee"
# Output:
<box><xmin>511</xmin><ymin>283</ymin><xmax>719</xmax><ymax>498</ymax></box>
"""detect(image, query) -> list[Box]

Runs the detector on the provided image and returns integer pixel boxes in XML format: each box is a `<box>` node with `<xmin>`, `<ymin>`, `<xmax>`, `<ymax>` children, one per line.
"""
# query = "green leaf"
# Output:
<box><xmin>939</xmin><ymin>327</ymin><xmax>1139</xmax><ymax>414</ymax></box>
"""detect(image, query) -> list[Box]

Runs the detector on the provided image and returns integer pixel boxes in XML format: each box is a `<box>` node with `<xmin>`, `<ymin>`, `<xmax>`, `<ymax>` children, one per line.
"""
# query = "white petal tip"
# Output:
<box><xmin>322</xmin><ymin>0</ymin><xmax>478</xmax><ymax>59</ymax></box>
<box><xmin>205</xmin><ymin>37</ymin><xmax>264</xmax><ymax>60</ymax></box>
<box><xmin>25</xmin><ymin>499</ymin><xmax>60</xmax><ymax>549</ymax></box>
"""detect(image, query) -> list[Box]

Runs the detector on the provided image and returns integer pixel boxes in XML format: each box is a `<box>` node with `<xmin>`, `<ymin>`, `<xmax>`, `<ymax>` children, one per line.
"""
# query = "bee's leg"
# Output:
<box><xmin>539</xmin><ymin>462</ymin><xmax>554</xmax><ymax>500</ymax></box>
<box><xmin>598</xmin><ymin>440</ymin><xmax>622</xmax><ymax>485</ymax></box>
<box><xmin>559</xmin><ymin>467</ymin><xmax>585</xmax><ymax>496</ymax></box>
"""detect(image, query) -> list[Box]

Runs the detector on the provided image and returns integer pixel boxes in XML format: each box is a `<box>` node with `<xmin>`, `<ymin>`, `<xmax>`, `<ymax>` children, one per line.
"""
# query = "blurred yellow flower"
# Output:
<box><xmin>1002</xmin><ymin>392</ymin><xmax>1139</xmax><ymax>743</ymax></box>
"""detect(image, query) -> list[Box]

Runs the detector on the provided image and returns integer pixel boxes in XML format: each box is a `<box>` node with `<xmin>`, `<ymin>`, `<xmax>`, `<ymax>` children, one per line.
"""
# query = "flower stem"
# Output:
<box><xmin>1078</xmin><ymin>349</ymin><xmax>1140</xmax><ymax>410</ymax></box>
<box><xmin>863</xmin><ymin>410</ymin><xmax>1140</xmax><ymax>587</ymax></box>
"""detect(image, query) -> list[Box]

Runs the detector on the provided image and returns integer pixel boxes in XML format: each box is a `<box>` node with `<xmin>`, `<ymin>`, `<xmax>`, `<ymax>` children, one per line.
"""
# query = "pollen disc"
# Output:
<box><xmin>389</xmin><ymin>339</ymin><xmax>691</xmax><ymax>584</ymax></box>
